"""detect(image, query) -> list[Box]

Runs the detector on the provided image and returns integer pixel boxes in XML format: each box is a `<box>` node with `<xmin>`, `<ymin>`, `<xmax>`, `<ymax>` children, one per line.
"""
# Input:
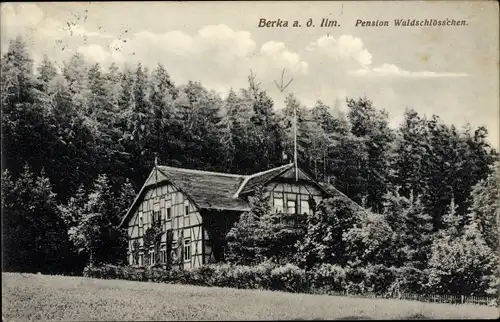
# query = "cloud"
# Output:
<box><xmin>1</xmin><ymin>3</ymin><xmax>44</xmax><ymax>29</ymax></box>
<box><xmin>260</xmin><ymin>41</ymin><xmax>309</xmax><ymax>74</ymax></box>
<box><xmin>197</xmin><ymin>24</ymin><xmax>256</xmax><ymax>58</ymax></box>
<box><xmin>1</xmin><ymin>3</ymin><xmax>112</xmax><ymax>42</ymax></box>
<box><xmin>2</xmin><ymin>4</ymin><xmax>488</xmax><ymax>146</ymax></box>
<box><xmin>77</xmin><ymin>44</ymin><xmax>111</xmax><ymax>64</ymax></box>
<box><xmin>306</xmin><ymin>34</ymin><xmax>372</xmax><ymax>67</ymax></box>
<box><xmin>348</xmin><ymin>63</ymin><xmax>468</xmax><ymax>78</ymax></box>
<box><xmin>304</xmin><ymin>34</ymin><xmax>466</xmax><ymax>79</ymax></box>
<box><xmin>90</xmin><ymin>24</ymin><xmax>309</xmax><ymax>96</ymax></box>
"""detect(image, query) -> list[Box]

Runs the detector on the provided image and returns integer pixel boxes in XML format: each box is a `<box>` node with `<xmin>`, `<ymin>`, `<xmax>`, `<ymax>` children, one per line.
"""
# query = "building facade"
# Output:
<box><xmin>119</xmin><ymin>163</ymin><xmax>349</xmax><ymax>269</ymax></box>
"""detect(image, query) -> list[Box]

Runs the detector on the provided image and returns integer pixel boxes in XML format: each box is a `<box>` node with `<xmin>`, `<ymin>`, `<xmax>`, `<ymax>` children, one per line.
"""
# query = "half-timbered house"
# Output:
<box><xmin>119</xmin><ymin>163</ymin><xmax>354</xmax><ymax>269</ymax></box>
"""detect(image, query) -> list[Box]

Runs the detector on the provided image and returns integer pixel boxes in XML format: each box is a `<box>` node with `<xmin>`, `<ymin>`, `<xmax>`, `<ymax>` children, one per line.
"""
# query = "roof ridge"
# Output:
<box><xmin>158</xmin><ymin>165</ymin><xmax>246</xmax><ymax>179</ymax></box>
<box><xmin>232</xmin><ymin>163</ymin><xmax>294</xmax><ymax>198</ymax></box>
<box><xmin>248</xmin><ymin>163</ymin><xmax>294</xmax><ymax>178</ymax></box>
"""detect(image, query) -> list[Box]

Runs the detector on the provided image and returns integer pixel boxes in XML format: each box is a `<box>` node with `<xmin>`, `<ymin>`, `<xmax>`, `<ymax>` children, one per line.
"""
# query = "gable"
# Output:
<box><xmin>120</xmin><ymin>163</ymin><xmax>362</xmax><ymax>228</ymax></box>
<box><xmin>236</xmin><ymin>163</ymin><xmax>294</xmax><ymax>196</ymax></box>
<box><xmin>120</xmin><ymin>166</ymin><xmax>249</xmax><ymax>227</ymax></box>
<box><xmin>240</xmin><ymin>165</ymin><xmax>331</xmax><ymax>198</ymax></box>
<box><xmin>274</xmin><ymin>166</ymin><xmax>316</xmax><ymax>182</ymax></box>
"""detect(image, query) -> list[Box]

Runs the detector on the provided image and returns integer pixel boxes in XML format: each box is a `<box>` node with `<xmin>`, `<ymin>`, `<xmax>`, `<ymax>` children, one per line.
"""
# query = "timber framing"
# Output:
<box><xmin>120</xmin><ymin>163</ymin><xmax>363</xmax><ymax>269</ymax></box>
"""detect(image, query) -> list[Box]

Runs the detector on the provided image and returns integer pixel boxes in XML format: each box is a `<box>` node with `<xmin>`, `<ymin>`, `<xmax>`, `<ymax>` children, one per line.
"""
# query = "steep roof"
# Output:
<box><xmin>120</xmin><ymin>163</ymin><xmax>365</xmax><ymax>227</ymax></box>
<box><xmin>156</xmin><ymin>166</ymin><xmax>248</xmax><ymax>211</ymax></box>
<box><xmin>120</xmin><ymin>164</ymin><xmax>295</xmax><ymax>227</ymax></box>
<box><xmin>233</xmin><ymin>163</ymin><xmax>294</xmax><ymax>197</ymax></box>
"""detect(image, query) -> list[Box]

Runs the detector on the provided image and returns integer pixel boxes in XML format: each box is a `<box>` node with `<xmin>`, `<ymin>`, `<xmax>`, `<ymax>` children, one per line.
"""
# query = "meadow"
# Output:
<box><xmin>2</xmin><ymin>273</ymin><xmax>498</xmax><ymax>321</ymax></box>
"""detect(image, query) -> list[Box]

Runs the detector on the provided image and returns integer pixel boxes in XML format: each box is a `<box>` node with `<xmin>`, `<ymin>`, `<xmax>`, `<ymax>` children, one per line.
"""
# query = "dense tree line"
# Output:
<box><xmin>1</xmin><ymin>35</ymin><xmax>498</xmax><ymax>288</ymax></box>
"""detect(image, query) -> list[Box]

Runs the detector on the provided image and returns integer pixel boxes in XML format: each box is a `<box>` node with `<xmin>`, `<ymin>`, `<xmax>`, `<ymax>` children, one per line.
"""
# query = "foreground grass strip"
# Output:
<box><xmin>2</xmin><ymin>273</ymin><xmax>498</xmax><ymax>321</ymax></box>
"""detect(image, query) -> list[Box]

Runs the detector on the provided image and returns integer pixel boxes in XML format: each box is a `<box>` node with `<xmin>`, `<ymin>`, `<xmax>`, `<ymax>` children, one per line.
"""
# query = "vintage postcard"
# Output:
<box><xmin>1</xmin><ymin>1</ymin><xmax>499</xmax><ymax>321</ymax></box>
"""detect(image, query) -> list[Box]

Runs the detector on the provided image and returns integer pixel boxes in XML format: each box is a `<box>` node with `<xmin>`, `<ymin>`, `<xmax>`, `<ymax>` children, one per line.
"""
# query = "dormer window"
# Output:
<box><xmin>274</xmin><ymin>198</ymin><xmax>284</xmax><ymax>213</ymax></box>
<box><xmin>287</xmin><ymin>200</ymin><xmax>297</xmax><ymax>214</ymax></box>
<box><xmin>300</xmin><ymin>200</ymin><xmax>310</xmax><ymax>215</ymax></box>
<box><xmin>184</xmin><ymin>200</ymin><xmax>190</xmax><ymax>216</ymax></box>
<box><xmin>166</xmin><ymin>199</ymin><xmax>172</xmax><ymax>220</ymax></box>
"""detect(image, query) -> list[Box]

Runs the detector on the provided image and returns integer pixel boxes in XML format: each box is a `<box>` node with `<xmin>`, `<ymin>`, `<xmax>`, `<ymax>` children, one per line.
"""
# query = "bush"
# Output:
<box><xmin>387</xmin><ymin>267</ymin><xmax>428</xmax><ymax>296</ymax></box>
<box><xmin>83</xmin><ymin>264</ymin><xmax>120</xmax><ymax>280</ymax></box>
<box><xmin>270</xmin><ymin>264</ymin><xmax>307</xmax><ymax>293</ymax></box>
<box><xmin>83</xmin><ymin>262</ymin><xmax>307</xmax><ymax>293</ymax></box>
<box><xmin>251</xmin><ymin>261</ymin><xmax>275</xmax><ymax>290</ymax></box>
<box><xmin>362</xmin><ymin>265</ymin><xmax>397</xmax><ymax>296</ymax></box>
<box><xmin>83</xmin><ymin>262</ymin><xmax>492</xmax><ymax>304</ymax></box>
<box><xmin>307</xmin><ymin>264</ymin><xmax>346</xmax><ymax>294</ymax></box>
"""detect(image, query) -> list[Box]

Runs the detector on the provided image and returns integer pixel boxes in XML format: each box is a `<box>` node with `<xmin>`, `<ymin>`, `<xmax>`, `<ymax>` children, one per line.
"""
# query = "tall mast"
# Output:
<box><xmin>273</xmin><ymin>67</ymin><xmax>296</xmax><ymax>180</ymax></box>
<box><xmin>154</xmin><ymin>155</ymin><xmax>158</xmax><ymax>198</ymax></box>
<box><xmin>293</xmin><ymin>101</ymin><xmax>298</xmax><ymax>182</ymax></box>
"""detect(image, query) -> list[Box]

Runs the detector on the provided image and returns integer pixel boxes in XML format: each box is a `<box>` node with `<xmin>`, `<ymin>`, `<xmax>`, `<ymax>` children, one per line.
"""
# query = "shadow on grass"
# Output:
<box><xmin>403</xmin><ymin>313</ymin><xmax>432</xmax><ymax>320</ymax></box>
<box><xmin>336</xmin><ymin>316</ymin><xmax>372</xmax><ymax>320</ymax></box>
<box><xmin>290</xmin><ymin>317</ymin><xmax>371</xmax><ymax>321</ymax></box>
<box><xmin>291</xmin><ymin>314</ymin><xmax>431</xmax><ymax>320</ymax></box>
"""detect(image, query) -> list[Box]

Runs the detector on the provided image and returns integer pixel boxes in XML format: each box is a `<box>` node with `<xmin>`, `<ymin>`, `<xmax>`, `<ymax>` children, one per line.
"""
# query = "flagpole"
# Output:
<box><xmin>293</xmin><ymin>102</ymin><xmax>298</xmax><ymax>182</ymax></box>
<box><xmin>272</xmin><ymin>68</ymin><xmax>296</xmax><ymax>180</ymax></box>
<box><xmin>154</xmin><ymin>155</ymin><xmax>158</xmax><ymax>198</ymax></box>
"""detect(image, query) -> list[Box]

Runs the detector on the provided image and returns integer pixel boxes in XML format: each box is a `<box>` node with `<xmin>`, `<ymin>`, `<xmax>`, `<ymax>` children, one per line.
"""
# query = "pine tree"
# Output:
<box><xmin>467</xmin><ymin>162</ymin><xmax>500</xmax><ymax>252</ymax></box>
<box><xmin>87</xmin><ymin>62</ymin><xmax>109</xmax><ymax>121</ymax></box>
<box><xmin>68</xmin><ymin>174</ymin><xmax>127</xmax><ymax>266</ymax></box>
<box><xmin>241</xmin><ymin>72</ymin><xmax>285</xmax><ymax>173</ymax></box>
<box><xmin>226</xmin><ymin>188</ymin><xmax>306</xmax><ymax>265</ymax></box>
<box><xmin>36</xmin><ymin>55</ymin><xmax>58</xmax><ymax>93</ymax></box>
<box><xmin>2</xmin><ymin>166</ymin><xmax>72</xmax><ymax>274</ymax></box>
<box><xmin>296</xmin><ymin>196</ymin><xmax>362</xmax><ymax>269</ymax></box>
<box><xmin>392</xmin><ymin>108</ymin><xmax>428</xmax><ymax>198</ymax></box>
<box><xmin>344</xmin><ymin>211</ymin><xmax>396</xmax><ymax>267</ymax></box>
<box><xmin>402</xmin><ymin>194</ymin><xmax>433</xmax><ymax>268</ymax></box>
<box><xmin>224</xmin><ymin>88</ymin><xmax>252</xmax><ymax>171</ymax></box>
<box><xmin>347</xmin><ymin>97</ymin><xmax>395</xmax><ymax>213</ymax></box>
<box><xmin>439</xmin><ymin>198</ymin><xmax>463</xmax><ymax>239</ymax></box>
<box><xmin>63</xmin><ymin>53</ymin><xmax>89</xmax><ymax>111</ymax></box>
<box><xmin>1</xmin><ymin>36</ymin><xmax>35</xmax><ymax>107</ymax></box>
<box><xmin>427</xmin><ymin>220</ymin><xmax>496</xmax><ymax>296</ymax></box>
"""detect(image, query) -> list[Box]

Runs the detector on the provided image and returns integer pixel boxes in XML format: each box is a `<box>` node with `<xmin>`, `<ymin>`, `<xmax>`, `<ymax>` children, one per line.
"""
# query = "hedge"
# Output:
<box><xmin>81</xmin><ymin>263</ymin><xmax>450</xmax><ymax>299</ymax></box>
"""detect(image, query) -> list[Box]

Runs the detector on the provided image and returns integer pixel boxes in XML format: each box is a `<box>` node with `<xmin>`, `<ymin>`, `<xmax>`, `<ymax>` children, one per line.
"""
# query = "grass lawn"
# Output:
<box><xmin>2</xmin><ymin>273</ymin><xmax>498</xmax><ymax>321</ymax></box>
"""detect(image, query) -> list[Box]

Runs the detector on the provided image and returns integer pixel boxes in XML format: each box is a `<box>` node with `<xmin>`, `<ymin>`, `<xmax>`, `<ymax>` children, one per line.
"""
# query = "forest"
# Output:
<box><xmin>1</xmin><ymin>35</ymin><xmax>498</xmax><ymax>297</ymax></box>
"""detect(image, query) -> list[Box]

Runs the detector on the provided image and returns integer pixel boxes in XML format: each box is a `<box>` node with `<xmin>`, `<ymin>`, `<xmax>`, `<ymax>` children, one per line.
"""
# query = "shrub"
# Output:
<box><xmin>251</xmin><ymin>261</ymin><xmax>275</xmax><ymax>290</ymax></box>
<box><xmin>270</xmin><ymin>263</ymin><xmax>307</xmax><ymax>293</ymax></box>
<box><xmin>308</xmin><ymin>264</ymin><xmax>346</xmax><ymax>294</ymax></box>
<box><xmin>362</xmin><ymin>265</ymin><xmax>397</xmax><ymax>296</ymax></box>
<box><xmin>387</xmin><ymin>266</ymin><xmax>428</xmax><ymax>296</ymax></box>
<box><xmin>83</xmin><ymin>264</ymin><xmax>120</xmax><ymax>280</ymax></box>
<box><xmin>191</xmin><ymin>265</ymin><xmax>217</xmax><ymax>286</ymax></box>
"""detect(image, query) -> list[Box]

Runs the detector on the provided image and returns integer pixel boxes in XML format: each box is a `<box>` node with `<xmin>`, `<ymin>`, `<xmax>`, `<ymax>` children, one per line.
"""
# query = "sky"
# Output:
<box><xmin>1</xmin><ymin>1</ymin><xmax>498</xmax><ymax>148</ymax></box>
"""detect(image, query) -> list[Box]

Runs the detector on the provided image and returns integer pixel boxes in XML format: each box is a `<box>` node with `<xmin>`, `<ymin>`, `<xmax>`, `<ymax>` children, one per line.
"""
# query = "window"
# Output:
<box><xmin>183</xmin><ymin>238</ymin><xmax>191</xmax><ymax>262</ymax></box>
<box><xmin>184</xmin><ymin>200</ymin><xmax>190</xmax><ymax>216</ymax></box>
<box><xmin>139</xmin><ymin>253</ymin><xmax>143</xmax><ymax>266</ymax></box>
<box><xmin>160</xmin><ymin>247</ymin><xmax>166</xmax><ymax>264</ymax></box>
<box><xmin>139</xmin><ymin>212</ymin><xmax>144</xmax><ymax>235</ymax></box>
<box><xmin>150</xmin><ymin>249</ymin><xmax>155</xmax><ymax>265</ymax></box>
<box><xmin>300</xmin><ymin>200</ymin><xmax>310</xmax><ymax>215</ymax></box>
<box><xmin>152</xmin><ymin>210</ymin><xmax>161</xmax><ymax>224</ymax></box>
<box><xmin>166</xmin><ymin>207</ymin><xmax>172</xmax><ymax>220</ymax></box>
<box><xmin>287</xmin><ymin>200</ymin><xmax>296</xmax><ymax>214</ymax></box>
<box><xmin>274</xmin><ymin>198</ymin><xmax>284</xmax><ymax>213</ymax></box>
